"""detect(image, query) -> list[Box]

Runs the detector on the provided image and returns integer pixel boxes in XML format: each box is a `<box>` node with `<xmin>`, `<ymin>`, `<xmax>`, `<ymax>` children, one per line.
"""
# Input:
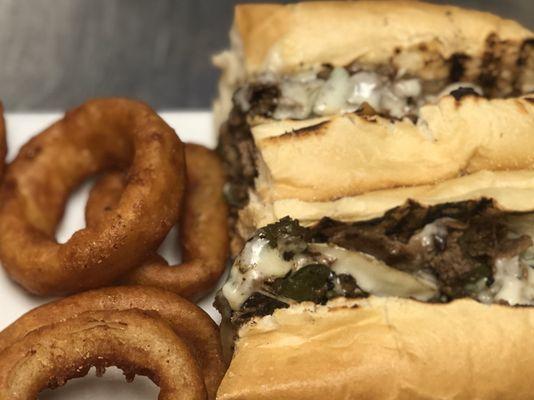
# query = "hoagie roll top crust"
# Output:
<box><xmin>233</xmin><ymin>1</ymin><xmax>532</xmax><ymax>79</ymax></box>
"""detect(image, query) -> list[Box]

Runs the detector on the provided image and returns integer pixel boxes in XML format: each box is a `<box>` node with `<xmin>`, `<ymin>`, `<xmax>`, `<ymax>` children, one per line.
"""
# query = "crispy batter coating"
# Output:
<box><xmin>0</xmin><ymin>286</ymin><xmax>225</xmax><ymax>400</ymax></box>
<box><xmin>86</xmin><ymin>144</ymin><xmax>229</xmax><ymax>300</ymax></box>
<box><xmin>0</xmin><ymin>98</ymin><xmax>186</xmax><ymax>295</ymax></box>
<box><xmin>0</xmin><ymin>309</ymin><xmax>207</xmax><ymax>400</ymax></box>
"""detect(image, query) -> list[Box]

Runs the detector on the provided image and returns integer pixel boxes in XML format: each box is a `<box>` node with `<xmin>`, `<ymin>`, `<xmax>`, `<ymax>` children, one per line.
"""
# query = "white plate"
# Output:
<box><xmin>0</xmin><ymin>111</ymin><xmax>224</xmax><ymax>399</ymax></box>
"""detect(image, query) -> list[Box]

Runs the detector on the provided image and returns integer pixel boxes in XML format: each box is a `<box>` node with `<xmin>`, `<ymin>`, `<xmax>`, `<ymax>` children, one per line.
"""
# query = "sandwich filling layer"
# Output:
<box><xmin>218</xmin><ymin>85</ymin><xmax>485</xmax><ymax>236</ymax></box>
<box><xmin>219</xmin><ymin>59</ymin><xmax>533</xmax><ymax>241</ymax></box>
<box><xmin>234</xmin><ymin>66</ymin><xmax>485</xmax><ymax>121</ymax></box>
<box><xmin>217</xmin><ymin>200</ymin><xmax>534</xmax><ymax>327</ymax></box>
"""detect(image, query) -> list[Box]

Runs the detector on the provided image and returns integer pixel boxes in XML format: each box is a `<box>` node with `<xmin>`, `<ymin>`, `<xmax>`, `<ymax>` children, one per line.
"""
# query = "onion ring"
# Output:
<box><xmin>0</xmin><ymin>309</ymin><xmax>207</xmax><ymax>400</ymax></box>
<box><xmin>0</xmin><ymin>98</ymin><xmax>185</xmax><ymax>295</ymax></box>
<box><xmin>0</xmin><ymin>286</ymin><xmax>225</xmax><ymax>399</ymax></box>
<box><xmin>86</xmin><ymin>143</ymin><xmax>229</xmax><ymax>300</ymax></box>
<box><xmin>0</xmin><ymin>102</ymin><xmax>6</xmax><ymax>180</ymax></box>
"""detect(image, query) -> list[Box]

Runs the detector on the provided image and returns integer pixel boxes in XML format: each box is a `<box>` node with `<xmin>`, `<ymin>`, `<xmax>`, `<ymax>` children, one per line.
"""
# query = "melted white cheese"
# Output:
<box><xmin>347</xmin><ymin>71</ymin><xmax>382</xmax><ymax>109</ymax></box>
<box><xmin>310</xmin><ymin>244</ymin><xmax>438</xmax><ymax>302</ymax></box>
<box><xmin>243</xmin><ymin>67</ymin><xmax>485</xmax><ymax>121</ymax></box>
<box><xmin>492</xmin><ymin>257</ymin><xmax>534</xmax><ymax>306</ymax></box>
<box><xmin>313</xmin><ymin>67</ymin><xmax>352</xmax><ymax>116</ymax></box>
<box><xmin>393</xmin><ymin>78</ymin><xmax>422</xmax><ymax>98</ymax></box>
<box><xmin>271</xmin><ymin>67</ymin><xmax>425</xmax><ymax>120</ymax></box>
<box><xmin>222</xmin><ymin>238</ymin><xmax>293</xmax><ymax>310</ymax></box>
<box><xmin>274</xmin><ymin>81</ymin><xmax>316</xmax><ymax>120</ymax></box>
<box><xmin>223</xmin><ymin>237</ymin><xmax>439</xmax><ymax>311</ymax></box>
<box><xmin>410</xmin><ymin>219</ymin><xmax>449</xmax><ymax>250</ymax></box>
<box><xmin>482</xmin><ymin>214</ymin><xmax>534</xmax><ymax>305</ymax></box>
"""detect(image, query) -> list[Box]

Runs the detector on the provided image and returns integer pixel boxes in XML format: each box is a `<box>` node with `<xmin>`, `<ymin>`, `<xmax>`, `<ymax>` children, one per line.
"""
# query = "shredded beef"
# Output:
<box><xmin>310</xmin><ymin>200</ymin><xmax>491</xmax><ymax>266</ymax></box>
<box><xmin>217</xmin><ymin>201</ymin><xmax>534</xmax><ymax>327</ymax></box>
<box><xmin>246</xmin><ymin>84</ymin><xmax>280</xmax><ymax>117</ymax></box>
<box><xmin>258</xmin><ymin>216</ymin><xmax>310</xmax><ymax>259</ymax></box>
<box><xmin>311</xmin><ymin>199</ymin><xmax>532</xmax><ymax>297</ymax></box>
<box><xmin>217</xmin><ymin>108</ymin><xmax>256</xmax><ymax>209</ymax></box>
<box><xmin>428</xmin><ymin>229</ymin><xmax>493</xmax><ymax>297</ymax></box>
<box><xmin>217</xmin><ymin>86</ymin><xmax>281</xmax><ymax>242</ymax></box>
<box><xmin>230</xmin><ymin>293</ymin><xmax>289</xmax><ymax>327</ymax></box>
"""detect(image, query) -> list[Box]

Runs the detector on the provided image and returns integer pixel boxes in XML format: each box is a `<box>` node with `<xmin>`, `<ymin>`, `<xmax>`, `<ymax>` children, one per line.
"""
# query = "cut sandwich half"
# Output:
<box><xmin>216</xmin><ymin>197</ymin><xmax>534</xmax><ymax>399</ymax></box>
<box><xmin>213</xmin><ymin>0</ymin><xmax>534</xmax><ymax>255</ymax></box>
<box><xmin>214</xmin><ymin>2</ymin><xmax>534</xmax><ymax>399</ymax></box>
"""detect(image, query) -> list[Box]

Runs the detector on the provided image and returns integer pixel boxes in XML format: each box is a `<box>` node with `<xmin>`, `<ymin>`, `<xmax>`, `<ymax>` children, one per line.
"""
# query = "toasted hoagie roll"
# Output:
<box><xmin>216</xmin><ymin>195</ymin><xmax>534</xmax><ymax>399</ymax></box>
<box><xmin>251</xmin><ymin>96</ymin><xmax>534</xmax><ymax>202</ymax></box>
<box><xmin>214</xmin><ymin>4</ymin><xmax>534</xmax><ymax>398</ymax></box>
<box><xmin>218</xmin><ymin>296</ymin><xmax>534</xmax><ymax>400</ymax></box>
<box><xmin>214</xmin><ymin>1</ymin><xmax>534</xmax><ymax>255</ymax></box>
<box><xmin>215</xmin><ymin>1</ymin><xmax>533</xmax><ymax>126</ymax></box>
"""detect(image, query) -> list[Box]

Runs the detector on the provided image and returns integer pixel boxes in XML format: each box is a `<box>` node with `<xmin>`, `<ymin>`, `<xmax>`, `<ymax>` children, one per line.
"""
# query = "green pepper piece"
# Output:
<box><xmin>271</xmin><ymin>264</ymin><xmax>333</xmax><ymax>303</ymax></box>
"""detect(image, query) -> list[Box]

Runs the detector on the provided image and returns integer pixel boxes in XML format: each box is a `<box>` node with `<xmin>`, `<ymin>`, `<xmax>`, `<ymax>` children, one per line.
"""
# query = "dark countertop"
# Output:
<box><xmin>1</xmin><ymin>0</ymin><xmax>532</xmax><ymax>111</ymax></box>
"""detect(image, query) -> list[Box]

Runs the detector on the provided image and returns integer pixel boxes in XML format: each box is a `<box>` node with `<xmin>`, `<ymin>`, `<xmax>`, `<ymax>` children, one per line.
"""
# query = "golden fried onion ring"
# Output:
<box><xmin>0</xmin><ymin>98</ymin><xmax>185</xmax><ymax>295</ymax></box>
<box><xmin>0</xmin><ymin>286</ymin><xmax>225</xmax><ymax>400</ymax></box>
<box><xmin>0</xmin><ymin>309</ymin><xmax>207</xmax><ymax>400</ymax></box>
<box><xmin>86</xmin><ymin>143</ymin><xmax>229</xmax><ymax>300</ymax></box>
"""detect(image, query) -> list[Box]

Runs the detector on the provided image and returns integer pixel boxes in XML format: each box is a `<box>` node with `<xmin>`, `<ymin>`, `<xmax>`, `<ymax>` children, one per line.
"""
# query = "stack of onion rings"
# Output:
<box><xmin>86</xmin><ymin>143</ymin><xmax>229</xmax><ymax>300</ymax></box>
<box><xmin>0</xmin><ymin>102</ymin><xmax>6</xmax><ymax>181</ymax></box>
<box><xmin>0</xmin><ymin>286</ymin><xmax>225</xmax><ymax>399</ymax></box>
<box><xmin>0</xmin><ymin>99</ymin><xmax>230</xmax><ymax>396</ymax></box>
<box><xmin>0</xmin><ymin>98</ymin><xmax>186</xmax><ymax>295</ymax></box>
<box><xmin>0</xmin><ymin>309</ymin><xmax>207</xmax><ymax>400</ymax></box>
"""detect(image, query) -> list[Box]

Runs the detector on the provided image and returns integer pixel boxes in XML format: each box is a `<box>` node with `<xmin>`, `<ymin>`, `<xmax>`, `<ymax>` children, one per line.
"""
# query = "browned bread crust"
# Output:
<box><xmin>218</xmin><ymin>297</ymin><xmax>534</xmax><ymax>400</ymax></box>
<box><xmin>252</xmin><ymin>95</ymin><xmax>534</xmax><ymax>202</ymax></box>
<box><xmin>234</xmin><ymin>1</ymin><xmax>531</xmax><ymax>76</ymax></box>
